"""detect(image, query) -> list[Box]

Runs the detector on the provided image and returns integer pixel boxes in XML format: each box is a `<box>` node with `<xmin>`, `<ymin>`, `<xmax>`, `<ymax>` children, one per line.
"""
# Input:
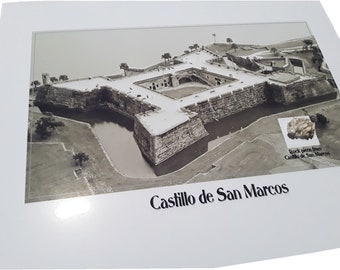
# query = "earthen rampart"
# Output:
<box><xmin>225</xmin><ymin>52</ymin><xmax>261</xmax><ymax>71</ymax></box>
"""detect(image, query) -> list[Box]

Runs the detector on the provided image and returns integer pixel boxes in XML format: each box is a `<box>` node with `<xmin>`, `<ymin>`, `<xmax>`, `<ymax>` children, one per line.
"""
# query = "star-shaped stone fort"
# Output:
<box><xmin>35</xmin><ymin>42</ymin><xmax>337</xmax><ymax>165</ymax></box>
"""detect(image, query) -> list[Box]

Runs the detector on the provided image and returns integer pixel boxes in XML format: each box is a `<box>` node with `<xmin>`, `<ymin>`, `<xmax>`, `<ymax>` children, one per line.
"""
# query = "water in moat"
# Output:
<box><xmin>45</xmin><ymin>96</ymin><xmax>334</xmax><ymax>178</ymax></box>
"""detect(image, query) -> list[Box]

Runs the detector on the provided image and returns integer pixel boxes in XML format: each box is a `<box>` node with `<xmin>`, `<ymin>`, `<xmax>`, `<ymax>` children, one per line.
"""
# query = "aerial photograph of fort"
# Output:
<box><xmin>26</xmin><ymin>22</ymin><xmax>340</xmax><ymax>203</ymax></box>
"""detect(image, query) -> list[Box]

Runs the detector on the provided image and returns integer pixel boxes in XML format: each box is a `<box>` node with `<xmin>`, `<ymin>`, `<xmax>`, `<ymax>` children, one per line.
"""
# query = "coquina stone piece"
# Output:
<box><xmin>287</xmin><ymin>117</ymin><xmax>315</xmax><ymax>140</ymax></box>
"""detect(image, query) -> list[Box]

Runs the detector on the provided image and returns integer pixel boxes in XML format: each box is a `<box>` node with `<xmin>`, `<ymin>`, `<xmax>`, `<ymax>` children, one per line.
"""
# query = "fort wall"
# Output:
<box><xmin>176</xmin><ymin>68</ymin><xmax>235</xmax><ymax>86</ymax></box>
<box><xmin>35</xmin><ymin>86</ymin><xmax>93</xmax><ymax>111</ymax></box>
<box><xmin>135</xmin><ymin>68</ymin><xmax>236</xmax><ymax>91</ymax></box>
<box><xmin>134</xmin><ymin>112</ymin><xmax>208</xmax><ymax>165</ymax></box>
<box><xmin>184</xmin><ymin>76</ymin><xmax>337</xmax><ymax>125</ymax></box>
<box><xmin>266</xmin><ymin>75</ymin><xmax>337</xmax><ymax>105</ymax></box>
<box><xmin>96</xmin><ymin>86</ymin><xmax>157</xmax><ymax>118</ymax></box>
<box><xmin>136</xmin><ymin>74</ymin><xmax>172</xmax><ymax>91</ymax></box>
<box><xmin>185</xmin><ymin>82</ymin><xmax>267</xmax><ymax>124</ymax></box>
<box><xmin>133</xmin><ymin>114</ymin><xmax>156</xmax><ymax>163</ymax></box>
<box><xmin>125</xmin><ymin>68</ymin><xmax>145</xmax><ymax>76</ymax></box>
<box><xmin>34</xmin><ymin>85</ymin><xmax>156</xmax><ymax>118</ymax></box>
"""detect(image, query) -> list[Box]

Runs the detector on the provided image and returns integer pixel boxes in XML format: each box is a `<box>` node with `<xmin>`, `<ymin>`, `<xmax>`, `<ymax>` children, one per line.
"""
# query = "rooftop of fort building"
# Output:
<box><xmin>269</xmin><ymin>73</ymin><xmax>301</xmax><ymax>84</ymax></box>
<box><xmin>135</xmin><ymin>109</ymin><xmax>193</xmax><ymax>136</ymax></box>
<box><xmin>52</xmin><ymin>76</ymin><xmax>109</xmax><ymax>92</ymax></box>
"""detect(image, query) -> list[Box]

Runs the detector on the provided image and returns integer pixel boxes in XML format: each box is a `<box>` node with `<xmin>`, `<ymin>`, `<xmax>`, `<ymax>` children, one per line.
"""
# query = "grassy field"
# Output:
<box><xmin>284</xmin><ymin>51</ymin><xmax>321</xmax><ymax>75</ymax></box>
<box><xmin>229</xmin><ymin>47</ymin><xmax>266</xmax><ymax>57</ymax></box>
<box><xmin>206</xmin><ymin>43</ymin><xmax>232</xmax><ymax>55</ymax></box>
<box><xmin>266</xmin><ymin>36</ymin><xmax>317</xmax><ymax>50</ymax></box>
<box><xmin>26</xmin><ymin>143</ymin><xmax>89</xmax><ymax>201</ymax></box>
<box><xmin>161</xmin><ymin>85</ymin><xmax>209</xmax><ymax>99</ymax></box>
<box><xmin>26</xmin><ymin>111</ymin><xmax>121</xmax><ymax>202</ymax></box>
<box><xmin>190</xmin><ymin>99</ymin><xmax>340</xmax><ymax>183</ymax></box>
<box><xmin>207</xmin><ymin>43</ymin><xmax>267</xmax><ymax>57</ymax></box>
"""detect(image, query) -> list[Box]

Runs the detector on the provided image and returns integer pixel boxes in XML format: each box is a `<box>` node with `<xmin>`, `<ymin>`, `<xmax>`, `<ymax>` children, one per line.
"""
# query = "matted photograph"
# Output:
<box><xmin>26</xmin><ymin>22</ymin><xmax>340</xmax><ymax>203</ymax></box>
<box><xmin>3</xmin><ymin>1</ymin><xmax>340</xmax><ymax>269</ymax></box>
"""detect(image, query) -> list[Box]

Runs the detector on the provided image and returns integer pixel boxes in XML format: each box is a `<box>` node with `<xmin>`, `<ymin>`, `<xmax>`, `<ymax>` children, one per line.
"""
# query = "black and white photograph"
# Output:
<box><xmin>26</xmin><ymin>22</ymin><xmax>340</xmax><ymax>203</ymax></box>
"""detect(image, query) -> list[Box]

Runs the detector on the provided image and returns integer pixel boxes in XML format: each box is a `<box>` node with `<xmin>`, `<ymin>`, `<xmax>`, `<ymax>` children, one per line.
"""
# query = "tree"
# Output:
<box><xmin>270</xmin><ymin>47</ymin><xmax>278</xmax><ymax>56</ymax></box>
<box><xmin>303</xmin><ymin>39</ymin><xmax>313</xmax><ymax>50</ymax></box>
<box><xmin>59</xmin><ymin>75</ymin><xmax>69</xmax><ymax>81</ymax></box>
<box><xmin>188</xmin><ymin>45</ymin><xmax>194</xmax><ymax>52</ymax></box>
<box><xmin>192</xmin><ymin>43</ymin><xmax>199</xmax><ymax>50</ymax></box>
<box><xmin>312</xmin><ymin>46</ymin><xmax>323</xmax><ymax>68</ymax></box>
<box><xmin>165</xmin><ymin>52</ymin><xmax>172</xmax><ymax>63</ymax></box>
<box><xmin>184</xmin><ymin>50</ymin><xmax>190</xmax><ymax>54</ymax></box>
<box><xmin>31</xmin><ymin>80</ymin><xmax>41</xmax><ymax>88</ymax></box>
<box><xmin>99</xmin><ymin>86</ymin><xmax>112</xmax><ymax>102</ymax></box>
<box><xmin>119</xmin><ymin>63</ymin><xmax>129</xmax><ymax>76</ymax></box>
<box><xmin>161</xmin><ymin>52</ymin><xmax>172</xmax><ymax>65</ymax></box>
<box><xmin>73</xmin><ymin>152</ymin><xmax>89</xmax><ymax>167</ymax></box>
<box><xmin>302</xmin><ymin>109</ymin><xmax>329</xmax><ymax>127</ymax></box>
<box><xmin>50</xmin><ymin>77</ymin><xmax>58</xmax><ymax>83</ymax></box>
<box><xmin>226</xmin><ymin>37</ymin><xmax>233</xmax><ymax>44</ymax></box>
<box><xmin>35</xmin><ymin>116</ymin><xmax>64</xmax><ymax>139</ymax></box>
<box><xmin>212</xmin><ymin>33</ymin><xmax>216</xmax><ymax>43</ymax></box>
<box><xmin>231</xmin><ymin>43</ymin><xmax>238</xmax><ymax>52</ymax></box>
<box><xmin>161</xmin><ymin>53</ymin><xmax>166</xmax><ymax>64</ymax></box>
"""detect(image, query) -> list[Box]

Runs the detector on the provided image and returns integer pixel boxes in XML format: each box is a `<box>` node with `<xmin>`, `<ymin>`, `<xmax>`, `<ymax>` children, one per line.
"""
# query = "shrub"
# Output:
<box><xmin>316</xmin><ymin>113</ymin><xmax>329</xmax><ymax>126</ymax></box>
<box><xmin>35</xmin><ymin>116</ymin><xmax>64</xmax><ymax>139</ymax></box>
<box><xmin>73</xmin><ymin>152</ymin><xmax>89</xmax><ymax>167</ymax></box>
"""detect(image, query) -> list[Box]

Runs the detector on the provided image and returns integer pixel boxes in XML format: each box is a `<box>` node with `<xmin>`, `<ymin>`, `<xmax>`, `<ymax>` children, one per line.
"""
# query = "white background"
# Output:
<box><xmin>0</xmin><ymin>1</ymin><xmax>340</xmax><ymax>269</ymax></box>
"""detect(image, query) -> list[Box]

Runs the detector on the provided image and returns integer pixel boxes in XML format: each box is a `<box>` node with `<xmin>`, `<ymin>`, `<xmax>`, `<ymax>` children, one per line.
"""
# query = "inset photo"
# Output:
<box><xmin>278</xmin><ymin>116</ymin><xmax>320</xmax><ymax>149</ymax></box>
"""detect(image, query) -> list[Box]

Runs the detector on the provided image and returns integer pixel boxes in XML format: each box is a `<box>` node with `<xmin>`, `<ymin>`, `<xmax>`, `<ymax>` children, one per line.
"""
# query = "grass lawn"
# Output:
<box><xmin>285</xmin><ymin>51</ymin><xmax>321</xmax><ymax>75</ymax></box>
<box><xmin>267</xmin><ymin>36</ymin><xmax>316</xmax><ymax>50</ymax></box>
<box><xmin>229</xmin><ymin>47</ymin><xmax>267</xmax><ymax>57</ymax></box>
<box><xmin>26</xmin><ymin>111</ymin><xmax>120</xmax><ymax>202</ymax></box>
<box><xmin>206</xmin><ymin>43</ymin><xmax>266</xmax><ymax>57</ymax></box>
<box><xmin>161</xmin><ymin>85</ymin><xmax>209</xmax><ymax>99</ymax></box>
<box><xmin>190</xmin><ymin>99</ymin><xmax>340</xmax><ymax>183</ymax></box>
<box><xmin>206</xmin><ymin>43</ymin><xmax>232</xmax><ymax>55</ymax></box>
<box><xmin>26</xmin><ymin>143</ymin><xmax>89</xmax><ymax>201</ymax></box>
